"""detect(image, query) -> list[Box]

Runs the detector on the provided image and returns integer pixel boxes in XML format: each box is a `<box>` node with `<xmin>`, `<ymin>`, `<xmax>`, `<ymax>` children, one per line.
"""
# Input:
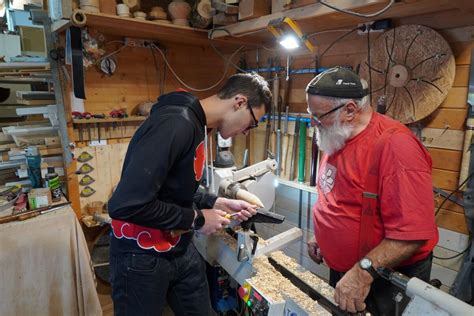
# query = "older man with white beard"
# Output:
<box><xmin>305</xmin><ymin>67</ymin><xmax>438</xmax><ymax>316</ymax></box>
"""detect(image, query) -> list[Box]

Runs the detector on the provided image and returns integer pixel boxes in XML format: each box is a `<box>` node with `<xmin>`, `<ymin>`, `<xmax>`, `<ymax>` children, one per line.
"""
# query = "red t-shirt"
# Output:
<box><xmin>313</xmin><ymin>112</ymin><xmax>439</xmax><ymax>272</ymax></box>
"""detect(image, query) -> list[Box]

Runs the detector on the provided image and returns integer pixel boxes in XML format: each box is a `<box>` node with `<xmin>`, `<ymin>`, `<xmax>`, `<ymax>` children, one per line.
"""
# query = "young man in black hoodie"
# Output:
<box><xmin>108</xmin><ymin>73</ymin><xmax>272</xmax><ymax>316</ymax></box>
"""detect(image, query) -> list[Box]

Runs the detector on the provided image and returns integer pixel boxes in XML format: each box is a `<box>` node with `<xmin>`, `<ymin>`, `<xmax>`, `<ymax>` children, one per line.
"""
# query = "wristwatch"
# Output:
<box><xmin>193</xmin><ymin>209</ymin><xmax>205</xmax><ymax>230</ymax></box>
<box><xmin>359</xmin><ymin>257</ymin><xmax>379</xmax><ymax>280</ymax></box>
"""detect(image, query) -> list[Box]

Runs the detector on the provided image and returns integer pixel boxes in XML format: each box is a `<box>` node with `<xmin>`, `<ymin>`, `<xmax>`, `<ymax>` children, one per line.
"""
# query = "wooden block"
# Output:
<box><xmin>239</xmin><ymin>0</ymin><xmax>270</xmax><ymax>21</ymax></box>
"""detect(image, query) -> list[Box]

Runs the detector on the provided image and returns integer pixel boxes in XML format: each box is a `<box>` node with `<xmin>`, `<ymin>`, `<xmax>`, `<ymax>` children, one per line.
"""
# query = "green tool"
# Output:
<box><xmin>79</xmin><ymin>175</ymin><xmax>95</xmax><ymax>186</ymax></box>
<box><xmin>78</xmin><ymin>163</ymin><xmax>94</xmax><ymax>174</ymax></box>
<box><xmin>80</xmin><ymin>186</ymin><xmax>96</xmax><ymax>197</ymax></box>
<box><xmin>298</xmin><ymin>120</ymin><xmax>307</xmax><ymax>183</ymax></box>
<box><xmin>77</xmin><ymin>151</ymin><xmax>93</xmax><ymax>163</ymax></box>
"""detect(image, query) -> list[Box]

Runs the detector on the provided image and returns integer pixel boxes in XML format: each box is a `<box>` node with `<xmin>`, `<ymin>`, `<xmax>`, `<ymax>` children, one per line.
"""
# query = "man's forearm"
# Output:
<box><xmin>367</xmin><ymin>238</ymin><xmax>425</xmax><ymax>269</ymax></box>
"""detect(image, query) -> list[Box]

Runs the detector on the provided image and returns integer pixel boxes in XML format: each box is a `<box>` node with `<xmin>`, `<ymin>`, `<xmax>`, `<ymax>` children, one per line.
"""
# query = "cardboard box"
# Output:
<box><xmin>28</xmin><ymin>188</ymin><xmax>52</xmax><ymax>209</ymax></box>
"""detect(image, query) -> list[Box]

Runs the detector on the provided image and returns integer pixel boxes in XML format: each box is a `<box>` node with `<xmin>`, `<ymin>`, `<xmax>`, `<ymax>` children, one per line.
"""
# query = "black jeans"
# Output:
<box><xmin>110</xmin><ymin>243</ymin><xmax>212</xmax><ymax>316</ymax></box>
<box><xmin>329</xmin><ymin>253</ymin><xmax>433</xmax><ymax>316</ymax></box>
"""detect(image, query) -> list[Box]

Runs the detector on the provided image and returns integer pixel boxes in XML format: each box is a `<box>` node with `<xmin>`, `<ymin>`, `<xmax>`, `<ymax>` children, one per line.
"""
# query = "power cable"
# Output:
<box><xmin>150</xmin><ymin>43</ymin><xmax>244</xmax><ymax>92</ymax></box>
<box><xmin>319</xmin><ymin>0</ymin><xmax>395</xmax><ymax>18</ymax></box>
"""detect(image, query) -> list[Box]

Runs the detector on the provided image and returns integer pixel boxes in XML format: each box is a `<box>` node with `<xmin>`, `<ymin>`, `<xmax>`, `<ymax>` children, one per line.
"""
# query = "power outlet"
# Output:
<box><xmin>358</xmin><ymin>19</ymin><xmax>392</xmax><ymax>35</ymax></box>
<box><xmin>124</xmin><ymin>37</ymin><xmax>149</xmax><ymax>47</ymax></box>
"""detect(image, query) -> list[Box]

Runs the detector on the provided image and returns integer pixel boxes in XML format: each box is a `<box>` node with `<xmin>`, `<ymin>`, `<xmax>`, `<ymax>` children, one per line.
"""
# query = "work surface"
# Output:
<box><xmin>0</xmin><ymin>206</ymin><xmax>101</xmax><ymax>316</ymax></box>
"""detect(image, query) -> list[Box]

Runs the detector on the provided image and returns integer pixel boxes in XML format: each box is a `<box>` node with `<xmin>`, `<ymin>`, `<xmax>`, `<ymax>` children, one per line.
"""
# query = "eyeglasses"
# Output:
<box><xmin>307</xmin><ymin>102</ymin><xmax>347</xmax><ymax>125</ymax></box>
<box><xmin>245</xmin><ymin>105</ymin><xmax>259</xmax><ymax>131</ymax></box>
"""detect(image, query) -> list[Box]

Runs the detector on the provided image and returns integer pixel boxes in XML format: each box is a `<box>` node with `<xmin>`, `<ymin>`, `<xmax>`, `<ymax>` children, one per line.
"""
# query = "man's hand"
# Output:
<box><xmin>334</xmin><ymin>265</ymin><xmax>373</xmax><ymax>313</ymax></box>
<box><xmin>214</xmin><ymin>197</ymin><xmax>258</xmax><ymax>222</ymax></box>
<box><xmin>198</xmin><ymin>209</ymin><xmax>231</xmax><ymax>235</ymax></box>
<box><xmin>307</xmin><ymin>236</ymin><xmax>323</xmax><ymax>264</ymax></box>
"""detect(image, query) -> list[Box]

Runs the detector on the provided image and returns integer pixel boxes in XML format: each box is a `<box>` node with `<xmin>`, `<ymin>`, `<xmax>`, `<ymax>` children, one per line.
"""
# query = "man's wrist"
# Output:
<box><xmin>355</xmin><ymin>264</ymin><xmax>375</xmax><ymax>284</ymax></box>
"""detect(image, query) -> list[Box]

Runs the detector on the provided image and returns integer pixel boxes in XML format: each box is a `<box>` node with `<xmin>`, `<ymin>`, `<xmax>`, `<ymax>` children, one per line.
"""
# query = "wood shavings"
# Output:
<box><xmin>270</xmin><ymin>251</ymin><xmax>335</xmax><ymax>298</ymax></box>
<box><xmin>213</xmin><ymin>229</ymin><xmax>237</xmax><ymax>250</ymax></box>
<box><xmin>249</xmin><ymin>255</ymin><xmax>330</xmax><ymax>315</ymax></box>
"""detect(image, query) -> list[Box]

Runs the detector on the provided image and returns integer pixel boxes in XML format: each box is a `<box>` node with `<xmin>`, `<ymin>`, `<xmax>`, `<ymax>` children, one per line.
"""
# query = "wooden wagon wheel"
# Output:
<box><xmin>359</xmin><ymin>25</ymin><xmax>456</xmax><ymax>124</ymax></box>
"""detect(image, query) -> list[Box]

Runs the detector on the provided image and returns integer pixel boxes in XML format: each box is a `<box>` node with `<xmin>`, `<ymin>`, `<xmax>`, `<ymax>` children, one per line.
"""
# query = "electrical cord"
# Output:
<box><xmin>149</xmin><ymin>46</ymin><xmax>163</xmax><ymax>94</ymax></box>
<box><xmin>432</xmin><ymin>172</ymin><xmax>473</xmax><ymax>260</ymax></box>
<box><xmin>435</xmin><ymin>172</ymin><xmax>473</xmax><ymax>217</ymax></box>
<box><xmin>301</xmin><ymin>26</ymin><xmax>361</xmax><ymax>70</ymax></box>
<box><xmin>320</xmin><ymin>0</ymin><xmax>395</xmax><ymax>18</ymax></box>
<box><xmin>434</xmin><ymin>246</ymin><xmax>470</xmax><ymax>260</ymax></box>
<box><xmin>208</xmin><ymin>27</ymin><xmax>268</xmax><ymax>40</ymax></box>
<box><xmin>305</xmin><ymin>28</ymin><xmax>355</xmax><ymax>39</ymax></box>
<box><xmin>150</xmin><ymin>42</ymin><xmax>244</xmax><ymax>92</ymax></box>
<box><xmin>210</xmin><ymin>42</ymin><xmax>248</xmax><ymax>73</ymax></box>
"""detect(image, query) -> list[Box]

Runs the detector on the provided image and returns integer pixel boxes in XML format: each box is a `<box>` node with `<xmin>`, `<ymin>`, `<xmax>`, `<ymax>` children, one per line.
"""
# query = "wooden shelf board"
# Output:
<box><xmin>72</xmin><ymin>12</ymin><xmax>259</xmax><ymax>47</ymax></box>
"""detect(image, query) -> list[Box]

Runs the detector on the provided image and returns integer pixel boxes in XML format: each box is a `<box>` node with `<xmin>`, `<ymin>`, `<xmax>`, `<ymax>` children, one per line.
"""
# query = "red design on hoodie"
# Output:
<box><xmin>194</xmin><ymin>141</ymin><xmax>205</xmax><ymax>181</ymax></box>
<box><xmin>111</xmin><ymin>219</ymin><xmax>181</xmax><ymax>252</ymax></box>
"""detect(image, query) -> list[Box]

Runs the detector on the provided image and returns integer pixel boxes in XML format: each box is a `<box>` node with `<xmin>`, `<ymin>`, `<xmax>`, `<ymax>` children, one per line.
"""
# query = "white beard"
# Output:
<box><xmin>316</xmin><ymin>118</ymin><xmax>353</xmax><ymax>156</ymax></box>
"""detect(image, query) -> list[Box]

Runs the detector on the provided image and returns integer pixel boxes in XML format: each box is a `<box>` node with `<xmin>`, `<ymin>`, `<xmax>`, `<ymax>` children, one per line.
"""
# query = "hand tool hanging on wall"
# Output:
<box><xmin>281</xmin><ymin>55</ymin><xmax>292</xmax><ymax>177</ymax></box>
<box><xmin>310</xmin><ymin>128</ymin><xmax>319</xmax><ymax>186</ymax></box>
<box><xmin>69</xmin><ymin>27</ymin><xmax>86</xmax><ymax>99</ymax></box>
<box><xmin>80</xmin><ymin>186</ymin><xmax>96</xmax><ymax>197</ymax></box>
<box><xmin>77</xmin><ymin>151</ymin><xmax>93</xmax><ymax>163</ymax></box>
<box><xmin>77</xmin><ymin>163</ymin><xmax>94</xmax><ymax>174</ymax></box>
<box><xmin>272</xmin><ymin>71</ymin><xmax>280</xmax><ymax>172</ymax></box>
<box><xmin>297</xmin><ymin>120</ymin><xmax>307</xmax><ymax>183</ymax></box>
<box><xmin>289</xmin><ymin>115</ymin><xmax>300</xmax><ymax>181</ymax></box>
<box><xmin>264</xmin><ymin>57</ymin><xmax>274</xmax><ymax>159</ymax></box>
<box><xmin>79</xmin><ymin>175</ymin><xmax>95</xmax><ymax>186</ymax></box>
<box><xmin>309</xmin><ymin>57</ymin><xmax>319</xmax><ymax>186</ymax></box>
<box><xmin>270</xmin><ymin>60</ymin><xmax>278</xmax><ymax>157</ymax></box>
<box><xmin>281</xmin><ymin>106</ymin><xmax>290</xmax><ymax>177</ymax></box>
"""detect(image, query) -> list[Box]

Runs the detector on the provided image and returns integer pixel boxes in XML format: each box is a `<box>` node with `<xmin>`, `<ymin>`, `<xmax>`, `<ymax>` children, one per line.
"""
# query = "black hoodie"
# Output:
<box><xmin>108</xmin><ymin>92</ymin><xmax>217</xmax><ymax>256</ymax></box>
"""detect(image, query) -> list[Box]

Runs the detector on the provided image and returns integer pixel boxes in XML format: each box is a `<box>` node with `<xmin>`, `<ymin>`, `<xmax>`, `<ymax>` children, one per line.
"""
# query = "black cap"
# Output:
<box><xmin>306</xmin><ymin>67</ymin><xmax>368</xmax><ymax>99</ymax></box>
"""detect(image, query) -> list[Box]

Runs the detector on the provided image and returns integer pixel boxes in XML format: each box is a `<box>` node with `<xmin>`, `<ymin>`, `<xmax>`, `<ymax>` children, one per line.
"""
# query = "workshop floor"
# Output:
<box><xmin>97</xmin><ymin>280</ymin><xmax>174</xmax><ymax>316</ymax></box>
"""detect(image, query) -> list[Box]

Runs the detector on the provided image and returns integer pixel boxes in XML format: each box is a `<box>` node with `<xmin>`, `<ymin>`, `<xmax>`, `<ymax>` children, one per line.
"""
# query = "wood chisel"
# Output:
<box><xmin>298</xmin><ymin>120</ymin><xmax>307</xmax><ymax>183</ymax></box>
<box><xmin>310</xmin><ymin>128</ymin><xmax>319</xmax><ymax>186</ymax></box>
<box><xmin>270</xmin><ymin>59</ymin><xmax>280</xmax><ymax>157</ymax></box>
<box><xmin>281</xmin><ymin>106</ymin><xmax>289</xmax><ymax>177</ymax></box>
<box><xmin>289</xmin><ymin>115</ymin><xmax>300</xmax><ymax>181</ymax></box>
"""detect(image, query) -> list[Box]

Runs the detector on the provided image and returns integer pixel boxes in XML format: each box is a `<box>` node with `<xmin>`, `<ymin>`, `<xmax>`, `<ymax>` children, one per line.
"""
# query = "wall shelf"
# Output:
<box><xmin>277</xmin><ymin>178</ymin><xmax>316</xmax><ymax>194</ymax></box>
<box><xmin>54</xmin><ymin>12</ymin><xmax>256</xmax><ymax>47</ymax></box>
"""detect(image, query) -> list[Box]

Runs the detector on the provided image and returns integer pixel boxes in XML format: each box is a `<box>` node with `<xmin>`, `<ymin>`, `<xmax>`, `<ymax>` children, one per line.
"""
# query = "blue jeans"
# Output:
<box><xmin>110</xmin><ymin>243</ymin><xmax>212</xmax><ymax>316</ymax></box>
